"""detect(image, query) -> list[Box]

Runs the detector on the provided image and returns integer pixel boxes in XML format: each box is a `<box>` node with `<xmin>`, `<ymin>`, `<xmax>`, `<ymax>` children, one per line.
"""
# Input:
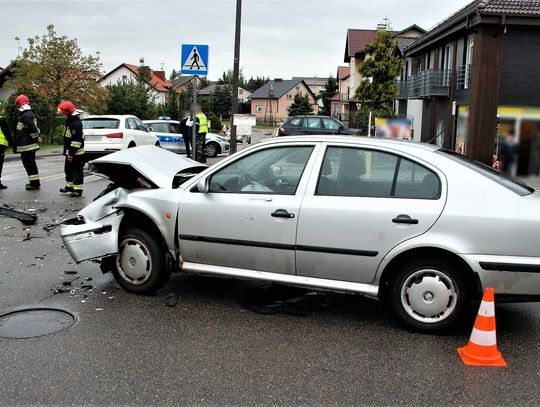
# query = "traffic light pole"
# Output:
<box><xmin>229</xmin><ymin>0</ymin><xmax>242</xmax><ymax>155</ymax></box>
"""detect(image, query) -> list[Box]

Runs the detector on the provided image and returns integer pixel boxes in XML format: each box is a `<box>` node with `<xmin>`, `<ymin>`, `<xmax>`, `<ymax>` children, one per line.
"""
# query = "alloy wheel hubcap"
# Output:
<box><xmin>205</xmin><ymin>145</ymin><xmax>216</xmax><ymax>156</ymax></box>
<box><xmin>401</xmin><ymin>269</ymin><xmax>457</xmax><ymax>324</ymax></box>
<box><xmin>117</xmin><ymin>238</ymin><xmax>152</xmax><ymax>285</ymax></box>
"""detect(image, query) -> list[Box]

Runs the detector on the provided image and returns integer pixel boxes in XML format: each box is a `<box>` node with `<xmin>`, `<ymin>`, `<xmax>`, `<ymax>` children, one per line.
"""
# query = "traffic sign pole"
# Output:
<box><xmin>230</xmin><ymin>0</ymin><xmax>242</xmax><ymax>155</ymax></box>
<box><xmin>192</xmin><ymin>75</ymin><xmax>197</xmax><ymax>162</ymax></box>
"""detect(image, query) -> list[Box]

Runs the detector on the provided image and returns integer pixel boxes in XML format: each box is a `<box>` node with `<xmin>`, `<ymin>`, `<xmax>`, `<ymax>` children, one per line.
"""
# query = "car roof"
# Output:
<box><xmin>143</xmin><ymin>119</ymin><xmax>180</xmax><ymax>124</ymax></box>
<box><xmin>260</xmin><ymin>136</ymin><xmax>441</xmax><ymax>153</ymax></box>
<box><xmin>287</xmin><ymin>115</ymin><xmax>333</xmax><ymax>119</ymax></box>
<box><xmin>84</xmin><ymin>115</ymin><xmax>137</xmax><ymax>120</ymax></box>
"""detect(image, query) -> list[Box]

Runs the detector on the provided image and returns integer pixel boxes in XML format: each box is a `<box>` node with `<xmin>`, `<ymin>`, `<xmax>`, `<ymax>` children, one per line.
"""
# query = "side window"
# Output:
<box><xmin>288</xmin><ymin>118</ymin><xmax>302</xmax><ymax>127</ymax></box>
<box><xmin>394</xmin><ymin>158</ymin><xmax>441</xmax><ymax>199</ymax></box>
<box><xmin>316</xmin><ymin>146</ymin><xmax>440</xmax><ymax>199</ymax></box>
<box><xmin>134</xmin><ymin>118</ymin><xmax>148</xmax><ymax>131</ymax></box>
<box><xmin>125</xmin><ymin>118</ymin><xmax>136</xmax><ymax>130</ymax></box>
<box><xmin>322</xmin><ymin>118</ymin><xmax>340</xmax><ymax>130</ymax></box>
<box><xmin>170</xmin><ymin>124</ymin><xmax>181</xmax><ymax>134</ymax></box>
<box><xmin>304</xmin><ymin>118</ymin><xmax>322</xmax><ymax>129</ymax></box>
<box><xmin>208</xmin><ymin>146</ymin><xmax>314</xmax><ymax>195</ymax></box>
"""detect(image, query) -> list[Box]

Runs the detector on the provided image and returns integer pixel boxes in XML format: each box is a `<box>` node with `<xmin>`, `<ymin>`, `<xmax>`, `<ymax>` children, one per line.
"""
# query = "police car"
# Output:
<box><xmin>143</xmin><ymin>119</ymin><xmax>230</xmax><ymax>157</ymax></box>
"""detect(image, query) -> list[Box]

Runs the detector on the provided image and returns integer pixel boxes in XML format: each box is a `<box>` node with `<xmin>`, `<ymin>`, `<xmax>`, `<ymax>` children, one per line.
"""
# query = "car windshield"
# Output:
<box><xmin>83</xmin><ymin>118</ymin><xmax>120</xmax><ymax>129</ymax></box>
<box><xmin>438</xmin><ymin>149</ymin><xmax>534</xmax><ymax>196</ymax></box>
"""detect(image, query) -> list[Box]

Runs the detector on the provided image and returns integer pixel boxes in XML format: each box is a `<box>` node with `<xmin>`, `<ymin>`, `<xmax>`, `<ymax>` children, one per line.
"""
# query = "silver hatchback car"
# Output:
<box><xmin>60</xmin><ymin>137</ymin><xmax>540</xmax><ymax>332</ymax></box>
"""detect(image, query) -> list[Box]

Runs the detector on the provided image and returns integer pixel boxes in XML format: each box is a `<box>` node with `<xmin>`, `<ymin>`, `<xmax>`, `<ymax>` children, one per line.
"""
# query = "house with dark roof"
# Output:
<box><xmin>331</xmin><ymin>66</ymin><xmax>351</xmax><ymax>122</ymax></box>
<box><xmin>99</xmin><ymin>62</ymin><xmax>176</xmax><ymax>104</ymax></box>
<box><xmin>171</xmin><ymin>75</ymin><xmax>196</xmax><ymax>92</ymax></box>
<box><xmin>340</xmin><ymin>25</ymin><xmax>426</xmax><ymax>125</ymax></box>
<box><xmin>397</xmin><ymin>0</ymin><xmax>540</xmax><ymax>175</ymax></box>
<box><xmin>198</xmin><ymin>83</ymin><xmax>251</xmax><ymax>103</ymax></box>
<box><xmin>248</xmin><ymin>79</ymin><xmax>317</xmax><ymax>122</ymax></box>
<box><xmin>292</xmin><ymin>76</ymin><xmax>329</xmax><ymax>96</ymax></box>
<box><xmin>0</xmin><ymin>62</ymin><xmax>17</xmax><ymax>101</ymax></box>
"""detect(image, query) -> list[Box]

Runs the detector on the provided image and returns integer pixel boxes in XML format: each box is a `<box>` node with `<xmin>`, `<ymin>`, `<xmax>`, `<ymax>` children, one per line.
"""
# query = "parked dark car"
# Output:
<box><xmin>278</xmin><ymin>116</ymin><xmax>356</xmax><ymax>137</ymax></box>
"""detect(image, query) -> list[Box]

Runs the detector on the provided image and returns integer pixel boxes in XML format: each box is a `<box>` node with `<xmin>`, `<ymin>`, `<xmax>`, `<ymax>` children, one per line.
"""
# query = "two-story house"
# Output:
<box><xmin>397</xmin><ymin>0</ymin><xmax>540</xmax><ymax>175</ymax></box>
<box><xmin>331</xmin><ymin>66</ymin><xmax>350</xmax><ymax>123</ymax></box>
<box><xmin>343</xmin><ymin>25</ymin><xmax>426</xmax><ymax>126</ymax></box>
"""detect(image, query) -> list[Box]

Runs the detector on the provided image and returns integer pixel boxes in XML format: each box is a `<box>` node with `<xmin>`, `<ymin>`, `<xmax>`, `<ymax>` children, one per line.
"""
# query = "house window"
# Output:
<box><xmin>239</xmin><ymin>89</ymin><xmax>244</xmax><ymax>95</ymax></box>
<box><xmin>287</xmin><ymin>94</ymin><xmax>293</xmax><ymax>99</ymax></box>
<box><xmin>464</xmin><ymin>34</ymin><xmax>475</xmax><ymax>89</ymax></box>
<box><xmin>256</xmin><ymin>105</ymin><xmax>262</xmax><ymax>112</ymax></box>
<box><xmin>295</xmin><ymin>86</ymin><xmax>300</xmax><ymax>90</ymax></box>
<box><xmin>122</xmin><ymin>75</ymin><xmax>128</xmax><ymax>82</ymax></box>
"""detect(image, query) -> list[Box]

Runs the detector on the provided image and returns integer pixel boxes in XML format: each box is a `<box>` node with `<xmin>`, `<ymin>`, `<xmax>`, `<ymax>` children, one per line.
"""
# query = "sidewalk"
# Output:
<box><xmin>4</xmin><ymin>146</ymin><xmax>64</xmax><ymax>162</ymax></box>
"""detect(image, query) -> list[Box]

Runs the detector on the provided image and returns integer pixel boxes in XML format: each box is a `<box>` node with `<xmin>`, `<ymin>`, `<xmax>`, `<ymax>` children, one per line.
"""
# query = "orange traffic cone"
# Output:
<box><xmin>457</xmin><ymin>287</ymin><xmax>507</xmax><ymax>367</ymax></box>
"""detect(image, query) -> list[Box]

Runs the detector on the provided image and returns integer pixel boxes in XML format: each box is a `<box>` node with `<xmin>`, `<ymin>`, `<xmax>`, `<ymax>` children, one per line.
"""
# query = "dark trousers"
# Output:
<box><xmin>184</xmin><ymin>135</ymin><xmax>192</xmax><ymax>158</ymax></box>
<box><xmin>0</xmin><ymin>145</ymin><xmax>5</xmax><ymax>181</ymax></box>
<box><xmin>21</xmin><ymin>151</ymin><xmax>40</xmax><ymax>186</ymax></box>
<box><xmin>65</xmin><ymin>155</ymin><xmax>84</xmax><ymax>190</ymax></box>
<box><xmin>195</xmin><ymin>133</ymin><xmax>206</xmax><ymax>163</ymax></box>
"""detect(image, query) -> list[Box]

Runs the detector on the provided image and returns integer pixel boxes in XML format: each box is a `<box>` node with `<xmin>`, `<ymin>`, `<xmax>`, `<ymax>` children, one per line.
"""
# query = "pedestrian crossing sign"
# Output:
<box><xmin>181</xmin><ymin>44</ymin><xmax>209</xmax><ymax>75</ymax></box>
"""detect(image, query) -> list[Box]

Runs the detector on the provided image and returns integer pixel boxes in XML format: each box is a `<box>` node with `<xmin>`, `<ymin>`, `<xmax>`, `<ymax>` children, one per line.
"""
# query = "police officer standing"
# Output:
<box><xmin>0</xmin><ymin>104</ymin><xmax>14</xmax><ymax>189</ymax></box>
<box><xmin>58</xmin><ymin>101</ymin><xmax>85</xmax><ymax>197</ymax></box>
<box><xmin>14</xmin><ymin>94</ymin><xmax>41</xmax><ymax>190</ymax></box>
<box><xmin>193</xmin><ymin>104</ymin><xmax>208</xmax><ymax>164</ymax></box>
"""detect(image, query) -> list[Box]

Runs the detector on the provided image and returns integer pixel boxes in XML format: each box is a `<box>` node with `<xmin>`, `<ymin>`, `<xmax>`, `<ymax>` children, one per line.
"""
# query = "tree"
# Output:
<box><xmin>288</xmin><ymin>93</ymin><xmax>313</xmax><ymax>116</ymax></box>
<box><xmin>354</xmin><ymin>29</ymin><xmax>403</xmax><ymax>133</ymax></box>
<box><xmin>319</xmin><ymin>76</ymin><xmax>338</xmax><ymax>116</ymax></box>
<box><xmin>212</xmin><ymin>85</ymin><xmax>233</xmax><ymax>118</ymax></box>
<box><xmin>217</xmin><ymin>68</ymin><xmax>246</xmax><ymax>87</ymax></box>
<box><xmin>197</xmin><ymin>76</ymin><xmax>210</xmax><ymax>90</ymax></box>
<box><xmin>11</xmin><ymin>24</ymin><xmax>105</xmax><ymax>143</ymax></box>
<box><xmin>105</xmin><ymin>80</ymin><xmax>157</xmax><ymax>120</ymax></box>
<box><xmin>245</xmin><ymin>76</ymin><xmax>269</xmax><ymax>92</ymax></box>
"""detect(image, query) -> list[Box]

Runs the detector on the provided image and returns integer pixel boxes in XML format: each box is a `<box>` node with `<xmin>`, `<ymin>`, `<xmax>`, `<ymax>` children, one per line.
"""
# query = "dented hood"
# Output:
<box><xmin>89</xmin><ymin>145</ymin><xmax>207</xmax><ymax>188</ymax></box>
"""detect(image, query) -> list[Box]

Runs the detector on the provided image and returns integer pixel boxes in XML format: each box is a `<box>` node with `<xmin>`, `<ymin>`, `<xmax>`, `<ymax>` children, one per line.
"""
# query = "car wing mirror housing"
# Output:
<box><xmin>197</xmin><ymin>177</ymin><xmax>209</xmax><ymax>193</ymax></box>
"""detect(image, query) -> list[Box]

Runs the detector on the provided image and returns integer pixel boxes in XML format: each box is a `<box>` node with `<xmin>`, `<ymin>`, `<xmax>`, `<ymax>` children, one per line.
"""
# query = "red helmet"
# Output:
<box><xmin>58</xmin><ymin>100</ymin><xmax>76</xmax><ymax>115</ymax></box>
<box><xmin>15</xmin><ymin>94</ymin><xmax>30</xmax><ymax>107</ymax></box>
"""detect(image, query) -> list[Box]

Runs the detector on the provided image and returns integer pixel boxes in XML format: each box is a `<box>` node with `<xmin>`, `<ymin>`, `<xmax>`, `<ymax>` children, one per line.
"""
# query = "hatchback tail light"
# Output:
<box><xmin>106</xmin><ymin>132</ymin><xmax>123</xmax><ymax>139</ymax></box>
<box><xmin>278</xmin><ymin>127</ymin><xmax>286</xmax><ymax>137</ymax></box>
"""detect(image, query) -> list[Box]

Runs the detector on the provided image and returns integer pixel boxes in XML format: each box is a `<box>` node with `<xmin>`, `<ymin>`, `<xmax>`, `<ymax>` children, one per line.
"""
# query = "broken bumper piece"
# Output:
<box><xmin>60</xmin><ymin>212</ymin><xmax>124</xmax><ymax>263</ymax></box>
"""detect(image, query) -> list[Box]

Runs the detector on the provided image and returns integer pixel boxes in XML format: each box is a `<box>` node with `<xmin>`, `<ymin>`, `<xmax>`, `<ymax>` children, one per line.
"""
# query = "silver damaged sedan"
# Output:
<box><xmin>60</xmin><ymin>137</ymin><xmax>540</xmax><ymax>331</ymax></box>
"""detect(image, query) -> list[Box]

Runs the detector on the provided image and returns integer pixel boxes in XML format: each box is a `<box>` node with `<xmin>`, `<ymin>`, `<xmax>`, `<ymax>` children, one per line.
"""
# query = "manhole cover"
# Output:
<box><xmin>0</xmin><ymin>308</ymin><xmax>76</xmax><ymax>339</ymax></box>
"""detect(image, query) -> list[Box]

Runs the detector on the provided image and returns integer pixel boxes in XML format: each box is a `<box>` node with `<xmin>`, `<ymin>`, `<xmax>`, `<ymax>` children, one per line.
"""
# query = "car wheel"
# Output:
<box><xmin>155</xmin><ymin>141</ymin><xmax>161</xmax><ymax>147</ymax></box>
<box><xmin>128</xmin><ymin>142</ymin><xmax>136</xmax><ymax>148</ymax></box>
<box><xmin>204</xmin><ymin>141</ymin><xmax>220</xmax><ymax>157</ymax></box>
<box><xmin>112</xmin><ymin>228</ymin><xmax>171</xmax><ymax>294</ymax></box>
<box><xmin>388</xmin><ymin>258</ymin><xmax>469</xmax><ymax>332</ymax></box>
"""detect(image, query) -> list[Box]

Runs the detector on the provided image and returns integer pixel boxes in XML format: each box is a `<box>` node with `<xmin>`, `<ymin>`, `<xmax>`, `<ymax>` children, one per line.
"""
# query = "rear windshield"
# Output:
<box><xmin>438</xmin><ymin>149</ymin><xmax>534</xmax><ymax>196</ymax></box>
<box><xmin>82</xmin><ymin>118</ymin><xmax>120</xmax><ymax>129</ymax></box>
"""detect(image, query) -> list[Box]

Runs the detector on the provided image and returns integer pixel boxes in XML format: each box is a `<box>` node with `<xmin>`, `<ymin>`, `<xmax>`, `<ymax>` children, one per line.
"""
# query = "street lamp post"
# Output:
<box><xmin>229</xmin><ymin>0</ymin><xmax>242</xmax><ymax>154</ymax></box>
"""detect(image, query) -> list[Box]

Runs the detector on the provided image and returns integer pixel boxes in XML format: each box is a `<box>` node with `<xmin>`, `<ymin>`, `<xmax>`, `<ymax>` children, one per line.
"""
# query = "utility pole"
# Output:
<box><xmin>229</xmin><ymin>0</ymin><xmax>242</xmax><ymax>154</ymax></box>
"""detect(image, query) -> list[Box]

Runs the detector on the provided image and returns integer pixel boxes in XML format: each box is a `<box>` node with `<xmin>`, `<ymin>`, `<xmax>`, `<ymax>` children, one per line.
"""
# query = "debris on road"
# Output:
<box><xmin>239</xmin><ymin>285</ymin><xmax>331</xmax><ymax>316</ymax></box>
<box><xmin>165</xmin><ymin>293</ymin><xmax>178</xmax><ymax>307</ymax></box>
<box><xmin>0</xmin><ymin>206</ymin><xmax>38</xmax><ymax>225</ymax></box>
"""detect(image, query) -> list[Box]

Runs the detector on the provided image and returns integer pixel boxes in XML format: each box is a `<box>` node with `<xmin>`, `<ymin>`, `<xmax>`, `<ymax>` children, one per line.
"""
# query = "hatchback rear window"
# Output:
<box><xmin>438</xmin><ymin>149</ymin><xmax>534</xmax><ymax>196</ymax></box>
<box><xmin>82</xmin><ymin>118</ymin><xmax>120</xmax><ymax>129</ymax></box>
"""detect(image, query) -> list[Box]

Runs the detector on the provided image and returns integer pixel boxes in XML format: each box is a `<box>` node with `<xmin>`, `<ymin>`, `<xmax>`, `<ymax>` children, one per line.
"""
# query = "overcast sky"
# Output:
<box><xmin>0</xmin><ymin>0</ymin><xmax>472</xmax><ymax>80</ymax></box>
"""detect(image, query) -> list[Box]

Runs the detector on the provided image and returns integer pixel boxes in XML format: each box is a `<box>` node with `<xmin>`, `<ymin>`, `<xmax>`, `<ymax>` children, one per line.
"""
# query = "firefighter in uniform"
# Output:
<box><xmin>193</xmin><ymin>104</ymin><xmax>208</xmax><ymax>164</ymax></box>
<box><xmin>0</xmin><ymin>105</ymin><xmax>14</xmax><ymax>189</ymax></box>
<box><xmin>58</xmin><ymin>101</ymin><xmax>85</xmax><ymax>197</ymax></box>
<box><xmin>14</xmin><ymin>94</ymin><xmax>41</xmax><ymax>190</ymax></box>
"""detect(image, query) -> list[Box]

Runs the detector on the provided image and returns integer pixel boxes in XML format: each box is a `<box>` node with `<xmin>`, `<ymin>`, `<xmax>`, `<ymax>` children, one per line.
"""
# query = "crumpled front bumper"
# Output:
<box><xmin>60</xmin><ymin>212</ymin><xmax>124</xmax><ymax>263</ymax></box>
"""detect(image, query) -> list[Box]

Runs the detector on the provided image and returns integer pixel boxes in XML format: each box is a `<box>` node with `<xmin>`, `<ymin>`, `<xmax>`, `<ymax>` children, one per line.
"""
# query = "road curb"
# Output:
<box><xmin>4</xmin><ymin>151</ymin><xmax>63</xmax><ymax>163</ymax></box>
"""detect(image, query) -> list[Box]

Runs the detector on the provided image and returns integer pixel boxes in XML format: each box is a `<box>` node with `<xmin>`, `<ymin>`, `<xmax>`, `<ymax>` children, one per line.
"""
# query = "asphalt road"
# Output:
<box><xmin>0</xmin><ymin>130</ymin><xmax>539</xmax><ymax>406</ymax></box>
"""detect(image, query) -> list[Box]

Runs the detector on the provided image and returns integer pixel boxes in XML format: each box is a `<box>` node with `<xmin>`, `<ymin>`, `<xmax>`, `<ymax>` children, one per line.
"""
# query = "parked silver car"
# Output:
<box><xmin>59</xmin><ymin>137</ymin><xmax>540</xmax><ymax>331</ymax></box>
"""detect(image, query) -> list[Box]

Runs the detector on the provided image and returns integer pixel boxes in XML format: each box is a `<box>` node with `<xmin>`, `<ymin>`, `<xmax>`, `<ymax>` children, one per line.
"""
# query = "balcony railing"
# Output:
<box><xmin>456</xmin><ymin>64</ymin><xmax>472</xmax><ymax>90</ymax></box>
<box><xmin>396</xmin><ymin>80</ymin><xmax>408</xmax><ymax>99</ymax></box>
<box><xmin>406</xmin><ymin>69</ymin><xmax>451</xmax><ymax>98</ymax></box>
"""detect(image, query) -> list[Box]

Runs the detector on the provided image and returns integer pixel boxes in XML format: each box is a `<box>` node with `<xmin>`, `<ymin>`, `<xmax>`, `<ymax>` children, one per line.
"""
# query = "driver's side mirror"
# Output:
<box><xmin>197</xmin><ymin>177</ymin><xmax>209</xmax><ymax>193</ymax></box>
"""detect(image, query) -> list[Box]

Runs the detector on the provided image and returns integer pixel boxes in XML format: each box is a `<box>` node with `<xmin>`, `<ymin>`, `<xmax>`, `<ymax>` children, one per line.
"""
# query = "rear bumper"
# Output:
<box><xmin>463</xmin><ymin>254</ymin><xmax>540</xmax><ymax>299</ymax></box>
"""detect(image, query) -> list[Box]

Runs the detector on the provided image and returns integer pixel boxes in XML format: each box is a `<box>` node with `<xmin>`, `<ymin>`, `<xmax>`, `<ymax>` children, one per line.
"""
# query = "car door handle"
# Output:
<box><xmin>271</xmin><ymin>209</ymin><xmax>295</xmax><ymax>219</ymax></box>
<box><xmin>392</xmin><ymin>214</ymin><xmax>419</xmax><ymax>225</ymax></box>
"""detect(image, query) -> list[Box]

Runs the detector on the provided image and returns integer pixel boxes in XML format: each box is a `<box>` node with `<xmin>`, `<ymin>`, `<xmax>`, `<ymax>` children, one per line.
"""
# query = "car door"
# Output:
<box><xmin>296</xmin><ymin>144</ymin><xmax>446</xmax><ymax>284</ymax></box>
<box><xmin>302</xmin><ymin>117</ymin><xmax>324</xmax><ymax>135</ymax></box>
<box><xmin>178</xmin><ymin>143</ymin><xmax>319</xmax><ymax>275</ymax></box>
<box><xmin>125</xmin><ymin>118</ymin><xmax>138</xmax><ymax>146</ymax></box>
<box><xmin>134</xmin><ymin>117</ymin><xmax>152</xmax><ymax>145</ymax></box>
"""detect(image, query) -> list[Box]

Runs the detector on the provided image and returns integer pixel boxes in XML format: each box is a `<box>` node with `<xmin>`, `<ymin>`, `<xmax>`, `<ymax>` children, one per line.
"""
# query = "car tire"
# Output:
<box><xmin>112</xmin><ymin>228</ymin><xmax>171</xmax><ymax>294</ymax></box>
<box><xmin>204</xmin><ymin>141</ymin><xmax>220</xmax><ymax>157</ymax></box>
<box><xmin>155</xmin><ymin>141</ymin><xmax>161</xmax><ymax>147</ymax></box>
<box><xmin>128</xmin><ymin>142</ymin><xmax>136</xmax><ymax>148</ymax></box>
<box><xmin>388</xmin><ymin>257</ymin><xmax>469</xmax><ymax>332</ymax></box>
